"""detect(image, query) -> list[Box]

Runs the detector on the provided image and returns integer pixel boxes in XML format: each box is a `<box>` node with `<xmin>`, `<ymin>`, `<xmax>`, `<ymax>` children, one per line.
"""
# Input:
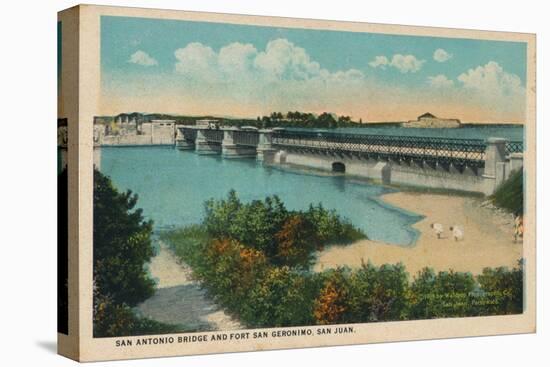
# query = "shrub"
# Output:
<box><xmin>274</xmin><ymin>215</ymin><xmax>318</xmax><ymax>268</ymax></box>
<box><xmin>313</xmin><ymin>269</ymin><xmax>351</xmax><ymax>325</ymax></box>
<box><xmin>476</xmin><ymin>261</ymin><xmax>523</xmax><ymax>315</ymax></box>
<box><xmin>492</xmin><ymin>169</ymin><xmax>523</xmax><ymax>214</ymax></box>
<box><xmin>160</xmin><ymin>191</ymin><xmax>523</xmax><ymax>329</ymax></box>
<box><xmin>408</xmin><ymin>268</ymin><xmax>476</xmax><ymax>319</ymax></box>
<box><xmin>243</xmin><ymin>267</ymin><xmax>319</xmax><ymax>327</ymax></box>
<box><xmin>204</xmin><ymin>191</ymin><xmax>288</xmax><ymax>258</ymax></box>
<box><xmin>305</xmin><ymin>203</ymin><xmax>366</xmax><ymax>245</ymax></box>
<box><xmin>348</xmin><ymin>263</ymin><xmax>409</xmax><ymax>322</ymax></box>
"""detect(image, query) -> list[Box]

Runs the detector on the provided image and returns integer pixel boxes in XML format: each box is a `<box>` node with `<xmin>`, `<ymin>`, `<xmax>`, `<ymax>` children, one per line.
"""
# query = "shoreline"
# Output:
<box><xmin>314</xmin><ymin>191</ymin><xmax>522</xmax><ymax>276</ymax></box>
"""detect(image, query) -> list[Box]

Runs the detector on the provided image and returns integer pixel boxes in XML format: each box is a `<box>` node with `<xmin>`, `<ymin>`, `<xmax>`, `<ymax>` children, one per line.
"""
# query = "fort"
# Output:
<box><xmin>402</xmin><ymin>112</ymin><xmax>461</xmax><ymax>128</ymax></box>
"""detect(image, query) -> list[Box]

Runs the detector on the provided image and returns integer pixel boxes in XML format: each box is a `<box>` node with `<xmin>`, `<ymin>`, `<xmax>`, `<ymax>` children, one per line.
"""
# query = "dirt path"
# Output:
<box><xmin>135</xmin><ymin>242</ymin><xmax>242</xmax><ymax>331</ymax></box>
<box><xmin>315</xmin><ymin>192</ymin><xmax>522</xmax><ymax>276</ymax></box>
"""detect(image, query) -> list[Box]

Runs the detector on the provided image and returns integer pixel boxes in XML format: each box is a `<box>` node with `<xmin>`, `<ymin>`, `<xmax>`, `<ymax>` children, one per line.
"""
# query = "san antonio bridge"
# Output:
<box><xmin>175</xmin><ymin>126</ymin><xmax>524</xmax><ymax>196</ymax></box>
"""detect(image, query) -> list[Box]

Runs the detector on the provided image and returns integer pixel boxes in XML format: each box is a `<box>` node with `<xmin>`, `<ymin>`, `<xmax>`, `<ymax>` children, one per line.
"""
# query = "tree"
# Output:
<box><xmin>93</xmin><ymin>169</ymin><xmax>155</xmax><ymax>307</ymax></box>
<box><xmin>318</xmin><ymin>112</ymin><xmax>337</xmax><ymax>128</ymax></box>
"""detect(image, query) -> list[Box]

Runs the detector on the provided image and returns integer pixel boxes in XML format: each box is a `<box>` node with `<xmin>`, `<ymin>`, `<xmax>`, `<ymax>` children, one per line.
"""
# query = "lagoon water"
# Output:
<box><xmin>100</xmin><ymin>146</ymin><xmax>423</xmax><ymax>246</ymax></box>
<box><xmin>99</xmin><ymin>125</ymin><xmax>524</xmax><ymax>247</ymax></box>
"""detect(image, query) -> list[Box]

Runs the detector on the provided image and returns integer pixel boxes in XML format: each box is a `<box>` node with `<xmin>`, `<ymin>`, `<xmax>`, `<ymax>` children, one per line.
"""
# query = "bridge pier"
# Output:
<box><xmin>176</xmin><ymin>139</ymin><xmax>195</xmax><ymax>150</ymax></box>
<box><xmin>195</xmin><ymin>128</ymin><xmax>221</xmax><ymax>155</ymax></box>
<box><xmin>176</xmin><ymin>127</ymin><xmax>196</xmax><ymax>150</ymax></box>
<box><xmin>482</xmin><ymin>138</ymin><xmax>507</xmax><ymax>195</ymax></box>
<box><xmin>257</xmin><ymin>130</ymin><xmax>275</xmax><ymax>162</ymax></box>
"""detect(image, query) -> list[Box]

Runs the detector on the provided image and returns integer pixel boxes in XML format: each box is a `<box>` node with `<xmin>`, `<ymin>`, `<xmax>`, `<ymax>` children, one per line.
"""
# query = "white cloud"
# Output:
<box><xmin>218</xmin><ymin>42</ymin><xmax>257</xmax><ymax>75</ymax></box>
<box><xmin>112</xmin><ymin>41</ymin><xmax>524</xmax><ymax>122</ymax></box>
<box><xmin>128</xmin><ymin>50</ymin><xmax>158</xmax><ymax>66</ymax></box>
<box><xmin>391</xmin><ymin>54</ymin><xmax>425</xmax><ymax>73</ymax></box>
<box><xmin>368</xmin><ymin>56</ymin><xmax>389</xmax><ymax>69</ymax></box>
<box><xmin>174</xmin><ymin>38</ymin><xmax>364</xmax><ymax>85</ymax></box>
<box><xmin>369</xmin><ymin>54</ymin><xmax>425</xmax><ymax>73</ymax></box>
<box><xmin>427</xmin><ymin>74</ymin><xmax>454</xmax><ymax>88</ymax></box>
<box><xmin>433</xmin><ymin>48</ymin><xmax>452</xmax><ymax>62</ymax></box>
<box><xmin>457</xmin><ymin>61</ymin><xmax>524</xmax><ymax>96</ymax></box>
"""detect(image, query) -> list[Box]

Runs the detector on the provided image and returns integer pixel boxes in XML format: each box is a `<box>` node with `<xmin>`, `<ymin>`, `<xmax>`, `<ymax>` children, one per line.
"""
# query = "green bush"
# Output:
<box><xmin>94</xmin><ymin>169</ymin><xmax>183</xmax><ymax>337</ymax></box>
<box><xmin>161</xmin><ymin>191</ymin><xmax>524</xmax><ymax>329</ymax></box>
<box><xmin>203</xmin><ymin>191</ymin><xmax>366</xmax><ymax>267</ymax></box>
<box><xmin>242</xmin><ymin>267</ymin><xmax>320</xmax><ymax>327</ymax></box>
<box><xmin>476</xmin><ymin>261</ymin><xmax>523</xmax><ymax>315</ymax></box>
<box><xmin>348</xmin><ymin>263</ymin><xmax>409</xmax><ymax>322</ymax></box>
<box><xmin>408</xmin><ymin>268</ymin><xmax>477</xmax><ymax>319</ymax></box>
<box><xmin>492</xmin><ymin>169</ymin><xmax>523</xmax><ymax>214</ymax></box>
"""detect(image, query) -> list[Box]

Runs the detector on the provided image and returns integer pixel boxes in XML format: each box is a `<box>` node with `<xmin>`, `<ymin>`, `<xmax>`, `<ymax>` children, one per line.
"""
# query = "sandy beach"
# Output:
<box><xmin>315</xmin><ymin>192</ymin><xmax>522</xmax><ymax>276</ymax></box>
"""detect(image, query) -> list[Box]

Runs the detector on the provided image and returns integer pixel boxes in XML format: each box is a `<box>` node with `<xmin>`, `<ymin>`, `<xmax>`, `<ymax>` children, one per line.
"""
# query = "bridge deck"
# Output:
<box><xmin>272</xmin><ymin>131</ymin><xmax>489</xmax><ymax>167</ymax></box>
<box><xmin>177</xmin><ymin>127</ymin><xmax>523</xmax><ymax>169</ymax></box>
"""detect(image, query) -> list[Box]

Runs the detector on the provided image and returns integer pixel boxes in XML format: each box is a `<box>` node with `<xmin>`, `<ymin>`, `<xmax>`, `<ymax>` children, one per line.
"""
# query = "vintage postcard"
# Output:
<box><xmin>57</xmin><ymin>4</ymin><xmax>536</xmax><ymax>362</ymax></box>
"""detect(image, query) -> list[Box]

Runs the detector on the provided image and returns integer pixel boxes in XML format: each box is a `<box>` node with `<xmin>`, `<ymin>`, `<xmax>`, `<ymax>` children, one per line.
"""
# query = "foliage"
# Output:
<box><xmin>274</xmin><ymin>215</ymin><xmax>317</xmax><ymax>267</ymax></box>
<box><xmin>305</xmin><ymin>203</ymin><xmax>366</xmax><ymax>246</ymax></box>
<box><xmin>203</xmin><ymin>190</ymin><xmax>365</xmax><ymax>267</ymax></box>
<box><xmin>476</xmin><ymin>261</ymin><xmax>523</xmax><ymax>315</ymax></box>
<box><xmin>348</xmin><ymin>263</ymin><xmax>409</xmax><ymax>322</ymax></box>
<box><xmin>314</xmin><ymin>263</ymin><xmax>409</xmax><ymax>324</ymax></box>
<box><xmin>93</xmin><ymin>295</ymin><xmax>180</xmax><ymax>337</ymax></box>
<box><xmin>93</xmin><ymin>170</ymin><xmax>181</xmax><ymax>337</ymax></box>
<box><xmin>204</xmin><ymin>191</ymin><xmax>289</xmax><ymax>259</ymax></box>
<box><xmin>161</xmin><ymin>191</ymin><xmax>524</xmax><ymax>329</ymax></box>
<box><xmin>313</xmin><ymin>269</ymin><xmax>351</xmax><ymax>324</ymax></box>
<box><xmin>93</xmin><ymin>169</ymin><xmax>155</xmax><ymax>306</ymax></box>
<box><xmin>492</xmin><ymin>169</ymin><xmax>523</xmax><ymax>214</ymax></box>
<box><xmin>253</xmin><ymin>111</ymin><xmax>362</xmax><ymax>129</ymax></box>
<box><xmin>243</xmin><ymin>267</ymin><xmax>320</xmax><ymax>327</ymax></box>
<box><xmin>408</xmin><ymin>268</ymin><xmax>477</xmax><ymax>319</ymax></box>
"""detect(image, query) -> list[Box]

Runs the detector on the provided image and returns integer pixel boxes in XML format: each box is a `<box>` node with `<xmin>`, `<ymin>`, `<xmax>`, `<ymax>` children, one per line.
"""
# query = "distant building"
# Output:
<box><xmin>403</xmin><ymin>112</ymin><xmax>461</xmax><ymax>128</ymax></box>
<box><xmin>196</xmin><ymin>119</ymin><xmax>219</xmax><ymax>128</ymax></box>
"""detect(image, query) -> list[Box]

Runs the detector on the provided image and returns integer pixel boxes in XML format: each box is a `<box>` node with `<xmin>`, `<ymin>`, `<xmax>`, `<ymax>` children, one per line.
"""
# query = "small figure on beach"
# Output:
<box><xmin>514</xmin><ymin>213</ymin><xmax>524</xmax><ymax>243</ymax></box>
<box><xmin>430</xmin><ymin>223</ymin><xmax>444</xmax><ymax>239</ymax></box>
<box><xmin>449</xmin><ymin>225</ymin><xmax>464</xmax><ymax>241</ymax></box>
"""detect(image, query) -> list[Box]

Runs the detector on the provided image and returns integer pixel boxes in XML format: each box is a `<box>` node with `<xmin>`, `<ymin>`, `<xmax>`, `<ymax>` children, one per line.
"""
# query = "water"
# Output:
<box><xmin>100</xmin><ymin>146</ymin><xmax>423</xmax><ymax>246</ymax></box>
<box><xmin>293</xmin><ymin>125</ymin><xmax>524</xmax><ymax>141</ymax></box>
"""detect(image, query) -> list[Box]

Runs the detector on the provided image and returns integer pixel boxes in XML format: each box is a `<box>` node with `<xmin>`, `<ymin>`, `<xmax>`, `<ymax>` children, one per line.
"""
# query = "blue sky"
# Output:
<box><xmin>100</xmin><ymin>15</ymin><xmax>528</xmax><ymax>122</ymax></box>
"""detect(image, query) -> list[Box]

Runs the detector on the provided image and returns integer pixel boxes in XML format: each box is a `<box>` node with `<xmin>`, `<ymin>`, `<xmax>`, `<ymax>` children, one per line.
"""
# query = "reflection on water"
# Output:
<box><xmin>100</xmin><ymin>146</ymin><xmax>423</xmax><ymax>246</ymax></box>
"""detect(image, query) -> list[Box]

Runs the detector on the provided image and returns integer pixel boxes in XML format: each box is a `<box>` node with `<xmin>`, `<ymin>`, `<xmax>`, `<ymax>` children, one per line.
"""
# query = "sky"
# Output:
<box><xmin>100</xmin><ymin>15</ymin><xmax>528</xmax><ymax>123</ymax></box>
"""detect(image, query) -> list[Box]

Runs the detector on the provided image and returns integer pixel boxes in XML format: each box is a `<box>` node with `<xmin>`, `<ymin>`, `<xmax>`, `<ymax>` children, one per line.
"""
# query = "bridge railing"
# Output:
<box><xmin>505</xmin><ymin>141</ymin><xmax>524</xmax><ymax>155</ymax></box>
<box><xmin>203</xmin><ymin>129</ymin><xmax>224</xmax><ymax>143</ymax></box>
<box><xmin>233</xmin><ymin>130</ymin><xmax>260</xmax><ymax>146</ymax></box>
<box><xmin>272</xmin><ymin>130</ymin><xmax>490</xmax><ymax>168</ymax></box>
